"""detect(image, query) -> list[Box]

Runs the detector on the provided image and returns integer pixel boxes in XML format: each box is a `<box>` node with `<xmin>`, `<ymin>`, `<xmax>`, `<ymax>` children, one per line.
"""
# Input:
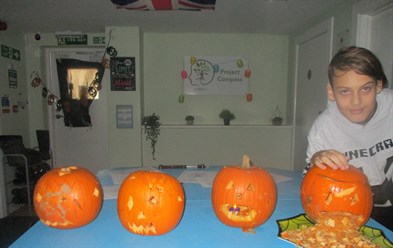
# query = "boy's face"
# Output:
<box><xmin>327</xmin><ymin>70</ymin><xmax>383</xmax><ymax>125</ymax></box>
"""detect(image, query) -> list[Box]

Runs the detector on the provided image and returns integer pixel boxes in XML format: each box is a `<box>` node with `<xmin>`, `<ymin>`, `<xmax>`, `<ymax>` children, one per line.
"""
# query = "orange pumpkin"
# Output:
<box><xmin>117</xmin><ymin>170</ymin><xmax>185</xmax><ymax>236</ymax></box>
<box><xmin>211</xmin><ymin>155</ymin><xmax>277</xmax><ymax>233</ymax></box>
<box><xmin>300</xmin><ymin>165</ymin><xmax>373</xmax><ymax>226</ymax></box>
<box><xmin>33</xmin><ymin>166</ymin><xmax>103</xmax><ymax>229</ymax></box>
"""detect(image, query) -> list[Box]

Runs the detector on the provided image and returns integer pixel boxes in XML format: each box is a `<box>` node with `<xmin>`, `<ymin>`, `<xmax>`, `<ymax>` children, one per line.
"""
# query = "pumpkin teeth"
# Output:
<box><xmin>221</xmin><ymin>204</ymin><xmax>256</xmax><ymax>222</ymax></box>
<box><xmin>129</xmin><ymin>223</ymin><xmax>157</xmax><ymax>234</ymax></box>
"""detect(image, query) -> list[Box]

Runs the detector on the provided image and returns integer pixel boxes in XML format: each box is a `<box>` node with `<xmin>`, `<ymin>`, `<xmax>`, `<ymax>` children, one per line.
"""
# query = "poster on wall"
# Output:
<box><xmin>2</xmin><ymin>95</ymin><xmax>10</xmax><ymax>113</ymax></box>
<box><xmin>116</xmin><ymin>105</ymin><xmax>133</xmax><ymax>129</ymax></box>
<box><xmin>110</xmin><ymin>57</ymin><xmax>136</xmax><ymax>91</ymax></box>
<box><xmin>183</xmin><ymin>56</ymin><xmax>249</xmax><ymax>95</ymax></box>
<box><xmin>8</xmin><ymin>64</ymin><xmax>17</xmax><ymax>89</ymax></box>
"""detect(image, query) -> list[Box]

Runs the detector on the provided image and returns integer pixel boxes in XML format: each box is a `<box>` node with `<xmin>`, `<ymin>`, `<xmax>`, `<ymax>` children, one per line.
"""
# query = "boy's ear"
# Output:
<box><xmin>376</xmin><ymin>80</ymin><xmax>383</xmax><ymax>94</ymax></box>
<box><xmin>327</xmin><ymin>83</ymin><xmax>335</xmax><ymax>101</ymax></box>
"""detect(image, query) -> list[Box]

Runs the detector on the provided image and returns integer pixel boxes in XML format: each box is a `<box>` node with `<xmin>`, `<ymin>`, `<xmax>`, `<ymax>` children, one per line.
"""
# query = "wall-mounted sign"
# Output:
<box><xmin>116</xmin><ymin>105</ymin><xmax>133</xmax><ymax>129</ymax></box>
<box><xmin>2</xmin><ymin>95</ymin><xmax>10</xmax><ymax>113</ymax></box>
<box><xmin>8</xmin><ymin>65</ymin><xmax>18</xmax><ymax>89</ymax></box>
<box><xmin>183</xmin><ymin>56</ymin><xmax>249</xmax><ymax>95</ymax></box>
<box><xmin>57</xmin><ymin>35</ymin><xmax>88</xmax><ymax>45</ymax></box>
<box><xmin>8</xmin><ymin>67</ymin><xmax>17</xmax><ymax>89</ymax></box>
<box><xmin>1</xmin><ymin>45</ymin><xmax>21</xmax><ymax>61</ymax></box>
<box><xmin>110</xmin><ymin>57</ymin><xmax>136</xmax><ymax>91</ymax></box>
<box><xmin>93</xmin><ymin>36</ymin><xmax>106</xmax><ymax>44</ymax></box>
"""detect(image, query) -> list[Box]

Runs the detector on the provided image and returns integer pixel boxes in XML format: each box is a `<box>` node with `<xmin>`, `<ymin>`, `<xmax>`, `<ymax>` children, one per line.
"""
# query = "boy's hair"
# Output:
<box><xmin>328</xmin><ymin>46</ymin><xmax>388</xmax><ymax>87</ymax></box>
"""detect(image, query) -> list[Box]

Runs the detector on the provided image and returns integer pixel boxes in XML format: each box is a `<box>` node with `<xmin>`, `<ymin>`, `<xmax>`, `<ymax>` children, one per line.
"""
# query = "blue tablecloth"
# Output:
<box><xmin>10</xmin><ymin>166</ymin><xmax>393</xmax><ymax>247</ymax></box>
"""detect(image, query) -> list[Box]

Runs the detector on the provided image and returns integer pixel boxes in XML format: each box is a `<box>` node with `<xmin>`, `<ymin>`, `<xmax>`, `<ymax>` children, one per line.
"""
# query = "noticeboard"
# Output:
<box><xmin>110</xmin><ymin>57</ymin><xmax>136</xmax><ymax>91</ymax></box>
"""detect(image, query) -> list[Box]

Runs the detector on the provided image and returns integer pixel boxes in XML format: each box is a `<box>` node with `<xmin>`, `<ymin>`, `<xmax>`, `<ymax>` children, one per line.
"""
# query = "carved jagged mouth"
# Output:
<box><xmin>128</xmin><ymin>222</ymin><xmax>157</xmax><ymax>235</ymax></box>
<box><xmin>43</xmin><ymin>220</ymin><xmax>73</xmax><ymax>227</ymax></box>
<box><xmin>220</xmin><ymin>204</ymin><xmax>256</xmax><ymax>222</ymax></box>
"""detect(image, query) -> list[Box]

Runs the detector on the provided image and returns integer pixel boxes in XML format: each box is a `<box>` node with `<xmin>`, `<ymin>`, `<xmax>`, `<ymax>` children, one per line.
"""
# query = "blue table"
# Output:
<box><xmin>11</xmin><ymin>167</ymin><xmax>393</xmax><ymax>247</ymax></box>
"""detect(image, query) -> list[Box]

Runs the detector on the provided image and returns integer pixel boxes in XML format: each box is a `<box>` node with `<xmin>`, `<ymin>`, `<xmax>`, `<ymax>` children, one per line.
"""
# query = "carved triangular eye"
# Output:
<box><xmin>226</xmin><ymin>180</ymin><xmax>234</xmax><ymax>190</ymax></box>
<box><xmin>247</xmin><ymin>183</ymin><xmax>255</xmax><ymax>191</ymax></box>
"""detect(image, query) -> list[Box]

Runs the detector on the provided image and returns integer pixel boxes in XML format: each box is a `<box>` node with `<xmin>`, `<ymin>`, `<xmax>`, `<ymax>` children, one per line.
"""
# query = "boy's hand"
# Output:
<box><xmin>311</xmin><ymin>150</ymin><xmax>349</xmax><ymax>170</ymax></box>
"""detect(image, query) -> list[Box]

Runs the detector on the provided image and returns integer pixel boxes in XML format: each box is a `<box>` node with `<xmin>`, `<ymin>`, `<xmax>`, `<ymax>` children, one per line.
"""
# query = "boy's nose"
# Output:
<box><xmin>351</xmin><ymin>92</ymin><xmax>361</xmax><ymax>105</ymax></box>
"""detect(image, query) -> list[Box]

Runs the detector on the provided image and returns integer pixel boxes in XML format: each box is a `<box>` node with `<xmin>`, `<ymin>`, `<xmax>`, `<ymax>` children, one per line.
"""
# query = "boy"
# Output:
<box><xmin>303</xmin><ymin>46</ymin><xmax>393</xmax><ymax>230</ymax></box>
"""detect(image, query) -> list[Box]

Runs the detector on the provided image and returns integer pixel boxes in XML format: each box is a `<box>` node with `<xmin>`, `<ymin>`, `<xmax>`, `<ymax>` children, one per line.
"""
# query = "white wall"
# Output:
<box><xmin>0</xmin><ymin>31</ymin><xmax>29</xmax><ymax>142</ymax></box>
<box><xmin>142</xmin><ymin>125</ymin><xmax>293</xmax><ymax>170</ymax></box>
<box><xmin>143</xmin><ymin>33</ymin><xmax>289</xmax><ymax>125</ymax></box>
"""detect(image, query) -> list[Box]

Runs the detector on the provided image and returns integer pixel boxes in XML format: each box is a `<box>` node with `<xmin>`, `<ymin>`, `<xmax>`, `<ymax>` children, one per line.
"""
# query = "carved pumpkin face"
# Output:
<box><xmin>300</xmin><ymin>165</ymin><xmax>373</xmax><ymax>226</ymax></box>
<box><xmin>33</xmin><ymin>166</ymin><xmax>103</xmax><ymax>229</ymax></box>
<box><xmin>211</xmin><ymin>156</ymin><xmax>277</xmax><ymax>232</ymax></box>
<box><xmin>117</xmin><ymin>170</ymin><xmax>185</xmax><ymax>236</ymax></box>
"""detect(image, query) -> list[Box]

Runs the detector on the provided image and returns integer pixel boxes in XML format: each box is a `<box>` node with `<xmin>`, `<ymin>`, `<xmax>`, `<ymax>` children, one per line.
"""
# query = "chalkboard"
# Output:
<box><xmin>110</xmin><ymin>57</ymin><xmax>136</xmax><ymax>91</ymax></box>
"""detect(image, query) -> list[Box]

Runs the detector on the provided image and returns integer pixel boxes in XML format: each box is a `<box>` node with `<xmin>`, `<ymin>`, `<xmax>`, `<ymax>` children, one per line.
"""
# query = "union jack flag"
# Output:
<box><xmin>110</xmin><ymin>0</ymin><xmax>216</xmax><ymax>11</ymax></box>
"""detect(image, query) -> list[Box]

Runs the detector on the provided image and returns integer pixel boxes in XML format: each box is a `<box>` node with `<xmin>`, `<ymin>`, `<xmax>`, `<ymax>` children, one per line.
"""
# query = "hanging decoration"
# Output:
<box><xmin>31</xmin><ymin>71</ymin><xmax>59</xmax><ymax>105</ymax></box>
<box><xmin>110</xmin><ymin>0</ymin><xmax>216</xmax><ymax>11</ymax></box>
<box><xmin>101</xmin><ymin>29</ymin><xmax>117</xmax><ymax>69</ymax></box>
<box><xmin>30</xmin><ymin>70</ymin><xmax>104</xmax><ymax>112</ymax></box>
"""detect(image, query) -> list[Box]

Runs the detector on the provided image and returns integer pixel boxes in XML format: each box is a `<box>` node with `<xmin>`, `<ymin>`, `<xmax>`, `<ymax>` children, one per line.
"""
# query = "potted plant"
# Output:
<box><xmin>219</xmin><ymin>109</ymin><xmax>235</xmax><ymax>126</ymax></box>
<box><xmin>142</xmin><ymin>113</ymin><xmax>160</xmax><ymax>160</ymax></box>
<box><xmin>185</xmin><ymin>115</ymin><xmax>195</xmax><ymax>125</ymax></box>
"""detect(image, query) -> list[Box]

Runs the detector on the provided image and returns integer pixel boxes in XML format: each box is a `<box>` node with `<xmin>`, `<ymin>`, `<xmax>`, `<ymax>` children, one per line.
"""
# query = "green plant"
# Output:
<box><xmin>219</xmin><ymin>109</ymin><xmax>235</xmax><ymax>120</ymax></box>
<box><xmin>142</xmin><ymin>113</ymin><xmax>160</xmax><ymax>160</ymax></box>
<box><xmin>185</xmin><ymin>115</ymin><xmax>195</xmax><ymax>121</ymax></box>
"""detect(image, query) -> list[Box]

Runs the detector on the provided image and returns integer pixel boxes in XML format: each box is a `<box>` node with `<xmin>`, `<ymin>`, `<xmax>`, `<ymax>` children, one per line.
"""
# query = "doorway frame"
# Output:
<box><xmin>290</xmin><ymin>17</ymin><xmax>334</xmax><ymax>171</ymax></box>
<box><xmin>352</xmin><ymin>0</ymin><xmax>393</xmax><ymax>48</ymax></box>
<box><xmin>44</xmin><ymin>46</ymin><xmax>106</xmax><ymax>169</ymax></box>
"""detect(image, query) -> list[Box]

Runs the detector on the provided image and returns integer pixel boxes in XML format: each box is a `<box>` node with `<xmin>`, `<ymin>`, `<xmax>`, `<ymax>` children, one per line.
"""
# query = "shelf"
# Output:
<box><xmin>159</xmin><ymin>124</ymin><xmax>292</xmax><ymax>129</ymax></box>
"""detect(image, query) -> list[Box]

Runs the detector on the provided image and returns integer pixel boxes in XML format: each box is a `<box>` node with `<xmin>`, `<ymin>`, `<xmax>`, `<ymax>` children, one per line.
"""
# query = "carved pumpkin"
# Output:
<box><xmin>117</xmin><ymin>170</ymin><xmax>185</xmax><ymax>235</ymax></box>
<box><xmin>33</xmin><ymin>166</ymin><xmax>103</xmax><ymax>229</ymax></box>
<box><xmin>300</xmin><ymin>165</ymin><xmax>373</xmax><ymax>226</ymax></box>
<box><xmin>211</xmin><ymin>155</ymin><xmax>277</xmax><ymax>233</ymax></box>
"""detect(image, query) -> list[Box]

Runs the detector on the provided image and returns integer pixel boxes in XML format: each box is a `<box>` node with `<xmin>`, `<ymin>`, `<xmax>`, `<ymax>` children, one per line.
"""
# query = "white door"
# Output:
<box><xmin>354</xmin><ymin>0</ymin><xmax>393</xmax><ymax>88</ymax></box>
<box><xmin>45</xmin><ymin>47</ymin><xmax>109</xmax><ymax>174</ymax></box>
<box><xmin>291</xmin><ymin>18</ymin><xmax>334</xmax><ymax>171</ymax></box>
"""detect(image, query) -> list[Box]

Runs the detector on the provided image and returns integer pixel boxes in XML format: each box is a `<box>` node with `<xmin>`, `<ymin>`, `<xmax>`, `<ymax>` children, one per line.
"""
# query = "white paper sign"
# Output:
<box><xmin>183</xmin><ymin>56</ymin><xmax>249</xmax><ymax>95</ymax></box>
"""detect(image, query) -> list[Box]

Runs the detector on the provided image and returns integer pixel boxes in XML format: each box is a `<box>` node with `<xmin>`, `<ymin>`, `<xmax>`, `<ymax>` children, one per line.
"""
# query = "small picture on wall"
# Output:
<box><xmin>110</xmin><ymin>57</ymin><xmax>136</xmax><ymax>91</ymax></box>
<box><xmin>116</xmin><ymin>105</ymin><xmax>133</xmax><ymax>129</ymax></box>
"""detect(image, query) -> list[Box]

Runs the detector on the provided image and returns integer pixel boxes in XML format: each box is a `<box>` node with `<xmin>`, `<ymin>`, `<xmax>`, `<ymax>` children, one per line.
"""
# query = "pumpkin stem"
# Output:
<box><xmin>242</xmin><ymin>155</ymin><xmax>252</xmax><ymax>168</ymax></box>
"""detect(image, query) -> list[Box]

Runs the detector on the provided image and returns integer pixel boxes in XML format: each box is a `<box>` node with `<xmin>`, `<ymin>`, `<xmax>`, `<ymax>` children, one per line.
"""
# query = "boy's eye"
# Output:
<box><xmin>362</xmin><ymin>86</ymin><xmax>372</xmax><ymax>92</ymax></box>
<box><xmin>339</xmin><ymin>89</ymin><xmax>350</xmax><ymax>95</ymax></box>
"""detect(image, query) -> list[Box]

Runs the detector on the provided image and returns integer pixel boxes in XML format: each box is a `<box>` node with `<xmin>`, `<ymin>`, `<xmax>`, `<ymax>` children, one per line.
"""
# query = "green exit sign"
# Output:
<box><xmin>1</xmin><ymin>45</ymin><xmax>21</xmax><ymax>61</ymax></box>
<box><xmin>93</xmin><ymin>36</ymin><xmax>106</xmax><ymax>44</ymax></box>
<box><xmin>57</xmin><ymin>35</ymin><xmax>88</xmax><ymax>45</ymax></box>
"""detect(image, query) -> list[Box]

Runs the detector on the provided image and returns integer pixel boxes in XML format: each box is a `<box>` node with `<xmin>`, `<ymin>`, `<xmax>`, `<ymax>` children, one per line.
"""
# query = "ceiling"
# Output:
<box><xmin>0</xmin><ymin>0</ymin><xmax>356</xmax><ymax>34</ymax></box>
